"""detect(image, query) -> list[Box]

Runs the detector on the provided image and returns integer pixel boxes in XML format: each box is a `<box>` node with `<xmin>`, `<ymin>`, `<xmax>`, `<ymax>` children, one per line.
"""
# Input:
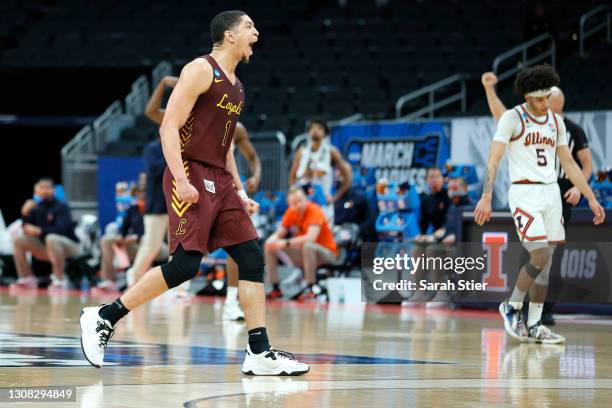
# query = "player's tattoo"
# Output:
<box><xmin>482</xmin><ymin>160</ymin><xmax>498</xmax><ymax>196</ymax></box>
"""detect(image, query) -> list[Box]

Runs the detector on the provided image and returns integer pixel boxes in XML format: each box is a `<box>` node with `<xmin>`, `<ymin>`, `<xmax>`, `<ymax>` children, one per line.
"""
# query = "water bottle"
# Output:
<box><xmin>80</xmin><ymin>276</ymin><xmax>90</xmax><ymax>293</ymax></box>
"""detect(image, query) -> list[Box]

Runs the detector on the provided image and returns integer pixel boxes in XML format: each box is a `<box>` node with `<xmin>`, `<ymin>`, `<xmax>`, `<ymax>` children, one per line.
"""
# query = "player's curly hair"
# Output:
<box><xmin>307</xmin><ymin>117</ymin><xmax>330</xmax><ymax>135</ymax></box>
<box><xmin>513</xmin><ymin>64</ymin><xmax>560</xmax><ymax>96</ymax></box>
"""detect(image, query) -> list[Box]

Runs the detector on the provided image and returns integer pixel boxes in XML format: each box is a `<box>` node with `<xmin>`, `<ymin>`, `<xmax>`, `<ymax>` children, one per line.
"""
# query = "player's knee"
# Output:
<box><xmin>231</xmin><ymin>241</ymin><xmax>265</xmax><ymax>283</ymax></box>
<box><xmin>525</xmin><ymin>262</ymin><xmax>543</xmax><ymax>279</ymax></box>
<box><xmin>238</xmin><ymin>248</ymin><xmax>265</xmax><ymax>283</ymax></box>
<box><xmin>529</xmin><ymin>247</ymin><xmax>550</xmax><ymax>269</ymax></box>
<box><xmin>239</xmin><ymin>258</ymin><xmax>265</xmax><ymax>283</ymax></box>
<box><xmin>161</xmin><ymin>246</ymin><xmax>202</xmax><ymax>289</ymax></box>
<box><xmin>534</xmin><ymin>267</ymin><xmax>550</xmax><ymax>285</ymax></box>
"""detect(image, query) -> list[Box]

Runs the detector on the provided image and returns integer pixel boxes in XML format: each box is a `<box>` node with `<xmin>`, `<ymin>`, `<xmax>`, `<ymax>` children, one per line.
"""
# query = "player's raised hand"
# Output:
<box><xmin>481</xmin><ymin>72</ymin><xmax>498</xmax><ymax>88</ymax></box>
<box><xmin>588</xmin><ymin>198</ymin><xmax>606</xmax><ymax>225</ymax></box>
<box><xmin>474</xmin><ymin>196</ymin><xmax>492</xmax><ymax>226</ymax></box>
<box><xmin>176</xmin><ymin>179</ymin><xmax>199</xmax><ymax>204</ymax></box>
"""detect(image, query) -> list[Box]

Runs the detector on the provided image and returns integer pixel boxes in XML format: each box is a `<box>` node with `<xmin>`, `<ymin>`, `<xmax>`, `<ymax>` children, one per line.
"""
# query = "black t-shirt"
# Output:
<box><xmin>557</xmin><ymin>117</ymin><xmax>589</xmax><ymax>193</ymax></box>
<box><xmin>418</xmin><ymin>188</ymin><xmax>450</xmax><ymax>234</ymax></box>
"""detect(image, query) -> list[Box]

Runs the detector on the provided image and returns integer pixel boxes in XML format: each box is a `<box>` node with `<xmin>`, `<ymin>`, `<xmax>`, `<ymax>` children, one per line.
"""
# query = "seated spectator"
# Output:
<box><xmin>11</xmin><ymin>178</ymin><xmax>79</xmax><ymax>290</ymax></box>
<box><xmin>416</xmin><ymin>167</ymin><xmax>450</xmax><ymax>242</ymax></box>
<box><xmin>404</xmin><ymin>167</ymin><xmax>450</xmax><ymax>304</ymax></box>
<box><xmin>264</xmin><ymin>186</ymin><xmax>338</xmax><ymax>301</ymax></box>
<box><xmin>441</xmin><ymin>177</ymin><xmax>473</xmax><ymax>244</ymax></box>
<box><xmin>406</xmin><ymin>176</ymin><xmax>472</xmax><ymax>308</ymax></box>
<box><xmin>334</xmin><ymin>169</ymin><xmax>378</xmax><ymax>242</ymax></box>
<box><xmin>289</xmin><ymin>118</ymin><xmax>352</xmax><ymax>224</ymax></box>
<box><xmin>97</xmin><ymin>186</ymin><xmax>168</xmax><ymax>292</ymax></box>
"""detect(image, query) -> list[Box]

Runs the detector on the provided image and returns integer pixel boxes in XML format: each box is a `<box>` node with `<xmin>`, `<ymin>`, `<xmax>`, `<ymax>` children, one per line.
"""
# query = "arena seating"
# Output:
<box><xmin>1</xmin><ymin>0</ymin><xmax>608</xmax><ymax>139</ymax></box>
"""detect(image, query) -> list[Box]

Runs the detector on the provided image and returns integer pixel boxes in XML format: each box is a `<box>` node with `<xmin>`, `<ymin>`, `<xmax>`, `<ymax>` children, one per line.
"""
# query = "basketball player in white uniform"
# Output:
<box><xmin>474</xmin><ymin>64</ymin><xmax>605</xmax><ymax>344</ymax></box>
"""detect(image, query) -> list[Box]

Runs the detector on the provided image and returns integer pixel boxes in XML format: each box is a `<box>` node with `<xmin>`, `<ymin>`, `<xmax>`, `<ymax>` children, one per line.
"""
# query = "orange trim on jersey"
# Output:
<box><xmin>512</xmin><ymin>207</ymin><xmax>547</xmax><ymax>242</ymax></box>
<box><xmin>552</xmin><ymin>112</ymin><xmax>560</xmax><ymax>139</ymax></box>
<box><xmin>510</xmin><ymin>108</ymin><xmax>524</xmax><ymax>142</ymax></box>
<box><xmin>512</xmin><ymin>179</ymin><xmax>544</xmax><ymax>184</ymax></box>
<box><xmin>523</xmin><ymin>234</ymin><xmax>548</xmax><ymax>241</ymax></box>
<box><xmin>520</xmin><ymin>104</ymin><xmax>548</xmax><ymax>125</ymax></box>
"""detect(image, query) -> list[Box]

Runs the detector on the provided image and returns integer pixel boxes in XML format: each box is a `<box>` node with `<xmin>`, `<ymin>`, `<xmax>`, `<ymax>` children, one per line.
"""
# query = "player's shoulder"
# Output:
<box><xmin>181</xmin><ymin>58</ymin><xmax>213</xmax><ymax>81</ymax></box>
<box><xmin>186</xmin><ymin>57</ymin><xmax>213</xmax><ymax>75</ymax></box>
<box><xmin>178</xmin><ymin>58</ymin><xmax>214</xmax><ymax>92</ymax></box>
<box><xmin>500</xmin><ymin>107</ymin><xmax>522</xmax><ymax>123</ymax></box>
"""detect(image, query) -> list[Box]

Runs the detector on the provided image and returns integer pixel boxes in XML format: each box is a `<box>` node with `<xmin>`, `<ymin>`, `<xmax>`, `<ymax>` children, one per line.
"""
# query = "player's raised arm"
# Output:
<box><xmin>145</xmin><ymin>76</ymin><xmax>178</xmax><ymax>125</ymax></box>
<box><xmin>555</xmin><ymin>116</ymin><xmax>605</xmax><ymax>225</ymax></box>
<box><xmin>159</xmin><ymin>59</ymin><xmax>212</xmax><ymax>204</ymax></box>
<box><xmin>481</xmin><ymin>72</ymin><xmax>507</xmax><ymax>121</ymax></box>
<box><xmin>234</xmin><ymin>122</ymin><xmax>262</xmax><ymax>193</ymax></box>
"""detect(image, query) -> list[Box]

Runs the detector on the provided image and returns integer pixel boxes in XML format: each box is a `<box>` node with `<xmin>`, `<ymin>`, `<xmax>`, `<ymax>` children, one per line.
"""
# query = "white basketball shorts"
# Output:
<box><xmin>507</xmin><ymin>182</ymin><xmax>565</xmax><ymax>244</ymax></box>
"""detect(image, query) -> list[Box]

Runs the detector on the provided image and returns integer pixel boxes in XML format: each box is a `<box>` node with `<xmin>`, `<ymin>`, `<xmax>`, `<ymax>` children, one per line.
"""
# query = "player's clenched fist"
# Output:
<box><xmin>474</xmin><ymin>196</ymin><xmax>492</xmax><ymax>226</ymax></box>
<box><xmin>481</xmin><ymin>72</ymin><xmax>498</xmax><ymax>88</ymax></box>
<box><xmin>176</xmin><ymin>179</ymin><xmax>199</xmax><ymax>204</ymax></box>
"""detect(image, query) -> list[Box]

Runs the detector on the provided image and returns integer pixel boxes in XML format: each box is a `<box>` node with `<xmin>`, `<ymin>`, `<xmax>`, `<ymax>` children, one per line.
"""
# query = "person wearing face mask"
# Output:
<box><xmin>289</xmin><ymin>118</ymin><xmax>352</xmax><ymax>225</ymax></box>
<box><xmin>402</xmin><ymin>170</ymin><xmax>455</xmax><ymax>307</ymax></box>
<box><xmin>10</xmin><ymin>178</ymin><xmax>79</xmax><ymax>290</ymax></box>
<box><xmin>333</xmin><ymin>168</ymin><xmax>378</xmax><ymax>243</ymax></box>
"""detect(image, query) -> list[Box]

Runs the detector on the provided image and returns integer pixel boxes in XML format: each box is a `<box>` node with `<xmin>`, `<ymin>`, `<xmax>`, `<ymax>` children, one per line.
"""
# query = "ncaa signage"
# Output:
<box><xmin>331</xmin><ymin>121</ymin><xmax>451</xmax><ymax>192</ymax></box>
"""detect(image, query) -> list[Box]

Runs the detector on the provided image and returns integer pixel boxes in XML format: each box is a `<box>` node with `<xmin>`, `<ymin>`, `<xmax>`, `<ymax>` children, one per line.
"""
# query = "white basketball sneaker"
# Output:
<box><xmin>80</xmin><ymin>305</ymin><xmax>115</xmax><ymax>368</ymax></box>
<box><xmin>242</xmin><ymin>344</ymin><xmax>309</xmax><ymax>376</ymax></box>
<box><xmin>499</xmin><ymin>300</ymin><xmax>529</xmax><ymax>341</ymax></box>
<box><xmin>528</xmin><ymin>323</ymin><xmax>566</xmax><ymax>344</ymax></box>
<box><xmin>223</xmin><ymin>301</ymin><xmax>245</xmax><ymax>321</ymax></box>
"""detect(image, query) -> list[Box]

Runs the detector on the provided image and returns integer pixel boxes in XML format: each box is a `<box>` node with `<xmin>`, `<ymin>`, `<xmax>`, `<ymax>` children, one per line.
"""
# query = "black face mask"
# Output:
<box><xmin>451</xmin><ymin>195</ymin><xmax>469</xmax><ymax>205</ymax></box>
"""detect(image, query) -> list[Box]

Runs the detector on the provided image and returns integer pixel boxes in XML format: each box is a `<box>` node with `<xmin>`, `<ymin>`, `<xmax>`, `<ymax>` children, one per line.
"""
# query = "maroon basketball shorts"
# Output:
<box><xmin>163</xmin><ymin>160</ymin><xmax>258</xmax><ymax>254</ymax></box>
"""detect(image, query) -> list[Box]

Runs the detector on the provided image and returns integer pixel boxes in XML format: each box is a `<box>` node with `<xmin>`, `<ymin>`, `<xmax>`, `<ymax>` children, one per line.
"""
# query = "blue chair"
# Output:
<box><xmin>448</xmin><ymin>165</ymin><xmax>478</xmax><ymax>184</ymax></box>
<box><xmin>592</xmin><ymin>179</ymin><xmax>612</xmax><ymax>209</ymax></box>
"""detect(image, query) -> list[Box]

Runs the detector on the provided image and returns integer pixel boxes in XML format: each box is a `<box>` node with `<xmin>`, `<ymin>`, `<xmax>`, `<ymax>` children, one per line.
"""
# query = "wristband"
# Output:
<box><xmin>237</xmin><ymin>189</ymin><xmax>248</xmax><ymax>200</ymax></box>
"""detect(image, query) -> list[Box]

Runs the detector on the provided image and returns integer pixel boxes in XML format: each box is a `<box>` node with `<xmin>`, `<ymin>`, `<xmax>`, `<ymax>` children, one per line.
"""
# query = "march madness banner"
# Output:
<box><xmin>331</xmin><ymin>121</ymin><xmax>451</xmax><ymax>192</ymax></box>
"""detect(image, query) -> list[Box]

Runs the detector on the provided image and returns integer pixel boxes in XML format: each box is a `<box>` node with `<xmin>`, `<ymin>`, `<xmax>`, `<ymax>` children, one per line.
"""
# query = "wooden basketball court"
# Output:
<box><xmin>1</xmin><ymin>288</ymin><xmax>611</xmax><ymax>407</ymax></box>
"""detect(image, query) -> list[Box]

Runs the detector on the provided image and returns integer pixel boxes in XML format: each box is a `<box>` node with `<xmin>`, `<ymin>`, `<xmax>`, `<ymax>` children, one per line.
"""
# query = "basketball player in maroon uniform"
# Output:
<box><xmin>80</xmin><ymin>10</ymin><xmax>309</xmax><ymax>376</ymax></box>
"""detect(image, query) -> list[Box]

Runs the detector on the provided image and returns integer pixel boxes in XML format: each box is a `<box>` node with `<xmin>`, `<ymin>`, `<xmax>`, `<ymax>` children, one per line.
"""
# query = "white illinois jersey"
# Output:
<box><xmin>493</xmin><ymin>104</ymin><xmax>568</xmax><ymax>184</ymax></box>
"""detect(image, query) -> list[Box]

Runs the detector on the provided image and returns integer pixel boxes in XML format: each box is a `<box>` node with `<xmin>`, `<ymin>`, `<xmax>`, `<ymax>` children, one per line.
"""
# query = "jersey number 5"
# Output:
<box><xmin>536</xmin><ymin>148</ymin><xmax>547</xmax><ymax>166</ymax></box>
<box><xmin>222</xmin><ymin>120</ymin><xmax>232</xmax><ymax>147</ymax></box>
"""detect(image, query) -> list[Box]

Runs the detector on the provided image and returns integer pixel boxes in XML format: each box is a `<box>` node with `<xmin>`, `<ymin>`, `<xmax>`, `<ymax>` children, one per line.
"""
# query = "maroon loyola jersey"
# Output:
<box><xmin>180</xmin><ymin>54</ymin><xmax>244</xmax><ymax>168</ymax></box>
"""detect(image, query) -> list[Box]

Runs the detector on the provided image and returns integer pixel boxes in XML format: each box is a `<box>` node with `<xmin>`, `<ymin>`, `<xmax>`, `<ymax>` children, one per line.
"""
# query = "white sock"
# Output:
<box><xmin>528</xmin><ymin>302</ymin><xmax>544</xmax><ymax>328</ymax></box>
<box><xmin>226</xmin><ymin>286</ymin><xmax>238</xmax><ymax>303</ymax></box>
<box><xmin>509</xmin><ymin>286</ymin><xmax>527</xmax><ymax>310</ymax></box>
